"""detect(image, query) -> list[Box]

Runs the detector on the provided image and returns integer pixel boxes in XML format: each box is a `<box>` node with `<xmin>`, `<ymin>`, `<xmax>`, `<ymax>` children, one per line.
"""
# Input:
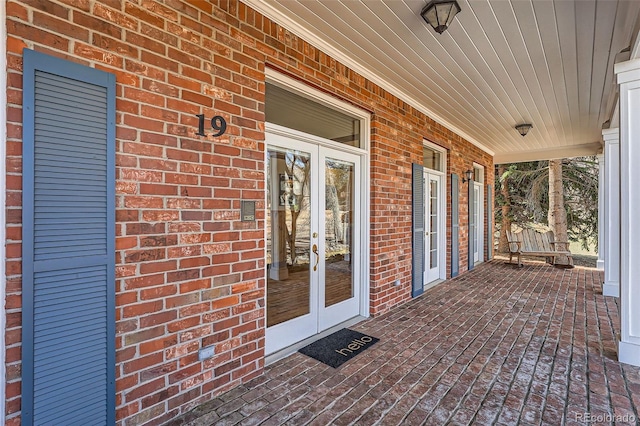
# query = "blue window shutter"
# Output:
<box><xmin>468</xmin><ymin>178</ymin><xmax>475</xmax><ymax>271</ymax></box>
<box><xmin>487</xmin><ymin>184</ymin><xmax>493</xmax><ymax>260</ymax></box>
<box><xmin>22</xmin><ymin>49</ymin><xmax>115</xmax><ymax>425</ymax></box>
<box><xmin>412</xmin><ymin>164</ymin><xmax>424</xmax><ymax>297</ymax></box>
<box><xmin>451</xmin><ymin>174</ymin><xmax>459</xmax><ymax>277</ymax></box>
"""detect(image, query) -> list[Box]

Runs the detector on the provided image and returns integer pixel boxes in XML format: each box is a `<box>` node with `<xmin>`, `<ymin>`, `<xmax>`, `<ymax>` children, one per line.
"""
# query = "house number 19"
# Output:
<box><xmin>195</xmin><ymin>114</ymin><xmax>227</xmax><ymax>137</ymax></box>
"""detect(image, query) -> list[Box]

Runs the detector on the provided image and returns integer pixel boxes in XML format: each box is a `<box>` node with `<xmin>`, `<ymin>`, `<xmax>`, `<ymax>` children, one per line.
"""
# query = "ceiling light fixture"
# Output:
<box><xmin>515</xmin><ymin>123</ymin><xmax>533</xmax><ymax>136</ymax></box>
<box><xmin>421</xmin><ymin>0</ymin><xmax>461</xmax><ymax>34</ymax></box>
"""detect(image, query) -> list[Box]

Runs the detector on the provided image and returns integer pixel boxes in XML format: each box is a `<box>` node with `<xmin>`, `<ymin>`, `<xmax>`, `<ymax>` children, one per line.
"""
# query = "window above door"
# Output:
<box><xmin>423</xmin><ymin>142</ymin><xmax>446</xmax><ymax>173</ymax></box>
<box><xmin>473</xmin><ymin>163</ymin><xmax>485</xmax><ymax>183</ymax></box>
<box><xmin>265</xmin><ymin>69</ymin><xmax>370</xmax><ymax>150</ymax></box>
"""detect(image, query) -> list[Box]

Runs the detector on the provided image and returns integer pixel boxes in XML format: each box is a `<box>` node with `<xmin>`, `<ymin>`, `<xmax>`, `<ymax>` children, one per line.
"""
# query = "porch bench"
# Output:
<box><xmin>505</xmin><ymin>228</ymin><xmax>573</xmax><ymax>267</ymax></box>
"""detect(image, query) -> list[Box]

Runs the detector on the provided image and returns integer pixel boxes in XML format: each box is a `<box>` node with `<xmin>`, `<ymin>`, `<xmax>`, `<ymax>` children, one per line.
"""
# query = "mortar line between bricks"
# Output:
<box><xmin>583</xmin><ymin>269</ymin><xmax>601</xmax><ymax>421</ymax></box>
<box><xmin>520</xmin><ymin>268</ymin><xmax>576</xmax><ymax>426</ymax></box>
<box><xmin>600</xmin><ymin>276</ymin><xmax>628</xmax><ymax>422</ymax></box>
<box><xmin>302</xmin><ymin>263</ymin><xmax>513</xmax><ymax>425</ymax></box>
<box><xmin>578</xmin><ymin>268</ymin><xmax>592</xmax><ymax>425</ymax></box>
<box><xmin>395</xmin><ymin>263</ymin><xmax>530</xmax><ymax>424</ymax></box>
<box><xmin>536</xmin><ymin>268</ymin><xmax>576</xmax><ymax>424</ymax></box>
<box><xmin>309</xmin><ymin>280</ymin><xmax>487</xmax><ymax>425</ymax></box>
<box><xmin>293</xmin><ymin>263</ymin><xmax>498</xmax><ymax>425</ymax></box>
<box><xmin>488</xmin><ymin>266</ymin><xmax>563</xmax><ymax>425</ymax></box>
<box><xmin>539</xmin><ymin>267</ymin><xmax>578</xmax><ymax>426</ymax></box>
<box><xmin>465</xmin><ymin>264</ymin><xmax>558</xmax><ymax>425</ymax></box>
<box><xmin>421</xmin><ymin>264</ymin><xmax>548</xmax><ymax>425</ymax></box>
<box><xmin>366</xmin><ymin>263</ymin><xmax>527</xmax><ymax>425</ymax></box>
<box><xmin>560</xmin><ymin>266</ymin><xmax>582</xmax><ymax>425</ymax></box>
<box><xmin>552</xmin><ymin>266</ymin><xmax>577</xmax><ymax>426</ymax></box>
<box><xmin>384</xmin><ymin>262</ymin><xmax>538</xmax><ymax>425</ymax></box>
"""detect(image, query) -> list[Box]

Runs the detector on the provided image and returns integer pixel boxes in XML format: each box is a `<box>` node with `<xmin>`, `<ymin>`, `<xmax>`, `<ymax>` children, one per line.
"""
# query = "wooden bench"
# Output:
<box><xmin>505</xmin><ymin>228</ymin><xmax>573</xmax><ymax>267</ymax></box>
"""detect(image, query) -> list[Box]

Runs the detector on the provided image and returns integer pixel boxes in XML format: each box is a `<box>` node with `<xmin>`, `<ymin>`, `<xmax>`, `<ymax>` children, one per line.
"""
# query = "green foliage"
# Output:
<box><xmin>495</xmin><ymin>157</ymin><xmax>599</xmax><ymax>250</ymax></box>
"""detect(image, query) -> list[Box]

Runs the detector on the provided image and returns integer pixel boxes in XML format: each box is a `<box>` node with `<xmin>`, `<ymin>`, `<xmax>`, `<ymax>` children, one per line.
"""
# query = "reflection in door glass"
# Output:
<box><xmin>430</xmin><ymin>179</ymin><xmax>438</xmax><ymax>268</ymax></box>
<box><xmin>473</xmin><ymin>186</ymin><xmax>479</xmax><ymax>260</ymax></box>
<box><xmin>266</xmin><ymin>149</ymin><xmax>312</xmax><ymax>327</ymax></box>
<box><xmin>325</xmin><ymin>158</ymin><xmax>354</xmax><ymax>307</ymax></box>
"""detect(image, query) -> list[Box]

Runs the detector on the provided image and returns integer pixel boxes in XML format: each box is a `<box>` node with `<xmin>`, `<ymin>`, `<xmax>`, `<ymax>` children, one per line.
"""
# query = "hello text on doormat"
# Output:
<box><xmin>298</xmin><ymin>328</ymin><xmax>379</xmax><ymax>368</ymax></box>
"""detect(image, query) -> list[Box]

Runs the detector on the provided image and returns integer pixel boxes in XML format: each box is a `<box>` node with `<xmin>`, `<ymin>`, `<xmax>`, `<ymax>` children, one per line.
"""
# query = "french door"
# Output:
<box><xmin>473</xmin><ymin>182</ymin><xmax>484</xmax><ymax>263</ymax></box>
<box><xmin>424</xmin><ymin>173</ymin><xmax>442</xmax><ymax>285</ymax></box>
<box><xmin>265</xmin><ymin>132</ymin><xmax>362</xmax><ymax>354</ymax></box>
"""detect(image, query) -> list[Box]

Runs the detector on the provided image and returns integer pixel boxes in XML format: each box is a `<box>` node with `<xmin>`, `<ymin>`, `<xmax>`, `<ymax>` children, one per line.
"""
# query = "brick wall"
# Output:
<box><xmin>4</xmin><ymin>0</ymin><xmax>493</xmax><ymax>424</ymax></box>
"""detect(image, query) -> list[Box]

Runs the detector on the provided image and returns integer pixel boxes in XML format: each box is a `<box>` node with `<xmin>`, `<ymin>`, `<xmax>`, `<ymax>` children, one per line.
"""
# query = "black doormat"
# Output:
<box><xmin>298</xmin><ymin>328</ymin><xmax>379</xmax><ymax>368</ymax></box>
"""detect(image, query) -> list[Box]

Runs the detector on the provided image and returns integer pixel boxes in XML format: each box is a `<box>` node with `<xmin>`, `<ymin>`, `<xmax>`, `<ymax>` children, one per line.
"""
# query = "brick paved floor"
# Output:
<box><xmin>168</xmin><ymin>260</ymin><xmax>640</xmax><ymax>425</ymax></box>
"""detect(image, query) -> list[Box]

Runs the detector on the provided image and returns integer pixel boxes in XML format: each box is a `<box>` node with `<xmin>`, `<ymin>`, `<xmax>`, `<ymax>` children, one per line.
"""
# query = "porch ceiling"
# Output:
<box><xmin>243</xmin><ymin>0</ymin><xmax>640</xmax><ymax>163</ymax></box>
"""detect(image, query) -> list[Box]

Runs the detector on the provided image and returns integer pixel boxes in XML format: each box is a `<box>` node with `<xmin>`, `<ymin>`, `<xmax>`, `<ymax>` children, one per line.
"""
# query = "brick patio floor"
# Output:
<box><xmin>167</xmin><ymin>260</ymin><xmax>640</xmax><ymax>425</ymax></box>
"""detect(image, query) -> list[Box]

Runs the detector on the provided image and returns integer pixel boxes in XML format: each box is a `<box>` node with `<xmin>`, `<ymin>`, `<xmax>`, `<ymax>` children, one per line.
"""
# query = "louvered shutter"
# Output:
<box><xmin>412</xmin><ymin>164</ymin><xmax>424</xmax><ymax>297</ymax></box>
<box><xmin>22</xmin><ymin>49</ymin><xmax>115</xmax><ymax>425</ymax></box>
<box><xmin>451</xmin><ymin>174</ymin><xmax>459</xmax><ymax>277</ymax></box>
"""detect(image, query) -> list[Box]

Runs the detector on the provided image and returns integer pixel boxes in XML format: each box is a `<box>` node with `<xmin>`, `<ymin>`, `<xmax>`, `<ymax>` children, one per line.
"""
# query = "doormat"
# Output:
<box><xmin>298</xmin><ymin>328</ymin><xmax>379</xmax><ymax>368</ymax></box>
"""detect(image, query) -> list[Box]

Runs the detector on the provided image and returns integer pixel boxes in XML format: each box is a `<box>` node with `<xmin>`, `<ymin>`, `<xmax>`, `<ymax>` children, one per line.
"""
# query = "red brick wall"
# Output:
<box><xmin>4</xmin><ymin>0</ymin><xmax>493</xmax><ymax>424</ymax></box>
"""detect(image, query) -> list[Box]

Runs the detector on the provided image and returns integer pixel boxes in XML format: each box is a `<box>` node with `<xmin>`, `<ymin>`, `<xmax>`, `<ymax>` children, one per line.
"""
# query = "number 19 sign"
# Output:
<box><xmin>195</xmin><ymin>114</ymin><xmax>227</xmax><ymax>137</ymax></box>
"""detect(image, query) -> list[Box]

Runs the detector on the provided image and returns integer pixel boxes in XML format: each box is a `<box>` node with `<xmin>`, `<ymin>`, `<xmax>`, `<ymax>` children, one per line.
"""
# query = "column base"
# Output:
<box><xmin>619</xmin><ymin>340</ymin><xmax>640</xmax><ymax>367</ymax></box>
<box><xmin>269</xmin><ymin>264</ymin><xmax>289</xmax><ymax>281</ymax></box>
<box><xmin>603</xmin><ymin>281</ymin><xmax>619</xmax><ymax>297</ymax></box>
<box><xmin>597</xmin><ymin>259</ymin><xmax>604</xmax><ymax>270</ymax></box>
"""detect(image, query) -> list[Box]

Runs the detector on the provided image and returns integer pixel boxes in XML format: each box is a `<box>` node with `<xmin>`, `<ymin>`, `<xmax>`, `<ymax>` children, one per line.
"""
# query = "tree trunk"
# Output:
<box><xmin>497</xmin><ymin>165</ymin><xmax>512</xmax><ymax>253</ymax></box>
<box><xmin>548</xmin><ymin>159</ymin><xmax>570</xmax><ymax>265</ymax></box>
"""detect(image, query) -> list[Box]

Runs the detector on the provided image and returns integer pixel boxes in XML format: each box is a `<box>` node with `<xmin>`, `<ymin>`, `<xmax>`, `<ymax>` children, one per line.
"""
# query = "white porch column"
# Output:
<box><xmin>596</xmin><ymin>153</ymin><xmax>605</xmax><ymax>270</ymax></box>
<box><xmin>616</xmin><ymin>58</ymin><xmax>640</xmax><ymax>366</ymax></box>
<box><xmin>602</xmin><ymin>129</ymin><xmax>620</xmax><ymax>298</ymax></box>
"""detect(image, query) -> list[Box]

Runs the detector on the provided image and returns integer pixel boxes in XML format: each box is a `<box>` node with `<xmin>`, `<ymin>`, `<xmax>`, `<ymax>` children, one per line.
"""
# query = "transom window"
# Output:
<box><xmin>265</xmin><ymin>82</ymin><xmax>363</xmax><ymax>148</ymax></box>
<box><xmin>473</xmin><ymin>165</ymin><xmax>484</xmax><ymax>183</ymax></box>
<box><xmin>423</xmin><ymin>145</ymin><xmax>443</xmax><ymax>172</ymax></box>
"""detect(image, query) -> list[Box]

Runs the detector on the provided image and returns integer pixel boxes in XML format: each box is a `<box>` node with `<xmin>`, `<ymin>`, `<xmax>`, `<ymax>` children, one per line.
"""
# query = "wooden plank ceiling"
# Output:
<box><xmin>243</xmin><ymin>0</ymin><xmax>640</xmax><ymax>163</ymax></box>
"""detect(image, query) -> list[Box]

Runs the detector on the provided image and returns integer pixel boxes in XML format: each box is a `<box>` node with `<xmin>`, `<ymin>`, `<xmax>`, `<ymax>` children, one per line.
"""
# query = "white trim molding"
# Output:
<box><xmin>422</xmin><ymin>140</ymin><xmax>447</xmax><ymax>284</ymax></box>
<box><xmin>602</xmin><ymin>128</ymin><xmax>620</xmax><ymax>298</ymax></box>
<box><xmin>596</xmin><ymin>154</ymin><xmax>605</xmax><ymax>270</ymax></box>
<box><xmin>616</xmin><ymin>57</ymin><xmax>640</xmax><ymax>366</ymax></box>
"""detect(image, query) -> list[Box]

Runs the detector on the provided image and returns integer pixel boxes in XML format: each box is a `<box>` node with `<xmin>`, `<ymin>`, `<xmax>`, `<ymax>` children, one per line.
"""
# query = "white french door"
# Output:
<box><xmin>265</xmin><ymin>132</ymin><xmax>362</xmax><ymax>354</ymax></box>
<box><xmin>424</xmin><ymin>172</ymin><xmax>443</xmax><ymax>285</ymax></box>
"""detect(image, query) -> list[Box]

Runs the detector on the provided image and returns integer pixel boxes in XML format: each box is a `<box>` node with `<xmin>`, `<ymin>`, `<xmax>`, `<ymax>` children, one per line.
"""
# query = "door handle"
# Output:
<box><xmin>312</xmin><ymin>244</ymin><xmax>319</xmax><ymax>271</ymax></box>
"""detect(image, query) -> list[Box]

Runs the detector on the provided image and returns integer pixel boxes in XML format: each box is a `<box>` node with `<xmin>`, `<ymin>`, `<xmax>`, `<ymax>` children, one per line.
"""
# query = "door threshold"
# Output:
<box><xmin>423</xmin><ymin>278</ymin><xmax>445</xmax><ymax>292</ymax></box>
<box><xmin>265</xmin><ymin>316</ymin><xmax>367</xmax><ymax>366</ymax></box>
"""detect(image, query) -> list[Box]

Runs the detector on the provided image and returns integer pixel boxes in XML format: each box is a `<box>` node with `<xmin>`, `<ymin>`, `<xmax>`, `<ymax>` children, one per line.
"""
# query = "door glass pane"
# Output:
<box><xmin>266</xmin><ymin>149</ymin><xmax>312</xmax><ymax>327</ymax></box>
<box><xmin>423</xmin><ymin>147</ymin><xmax>442</xmax><ymax>171</ymax></box>
<box><xmin>474</xmin><ymin>167</ymin><xmax>483</xmax><ymax>183</ymax></box>
<box><xmin>266</xmin><ymin>82</ymin><xmax>361</xmax><ymax>147</ymax></box>
<box><xmin>325</xmin><ymin>157</ymin><xmax>354</xmax><ymax>307</ymax></box>
<box><xmin>474</xmin><ymin>186</ymin><xmax>479</xmax><ymax>257</ymax></box>
<box><xmin>430</xmin><ymin>179</ymin><xmax>438</xmax><ymax>268</ymax></box>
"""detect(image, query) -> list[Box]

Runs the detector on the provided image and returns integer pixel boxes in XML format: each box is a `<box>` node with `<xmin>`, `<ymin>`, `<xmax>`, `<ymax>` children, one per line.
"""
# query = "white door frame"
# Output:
<box><xmin>266</xmin><ymin>69</ymin><xmax>371</xmax><ymax>319</ymax></box>
<box><xmin>424</xmin><ymin>172</ymin><xmax>444</xmax><ymax>284</ymax></box>
<box><xmin>423</xmin><ymin>141</ymin><xmax>447</xmax><ymax>285</ymax></box>
<box><xmin>265</xmin><ymin>124</ymin><xmax>369</xmax><ymax>354</ymax></box>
